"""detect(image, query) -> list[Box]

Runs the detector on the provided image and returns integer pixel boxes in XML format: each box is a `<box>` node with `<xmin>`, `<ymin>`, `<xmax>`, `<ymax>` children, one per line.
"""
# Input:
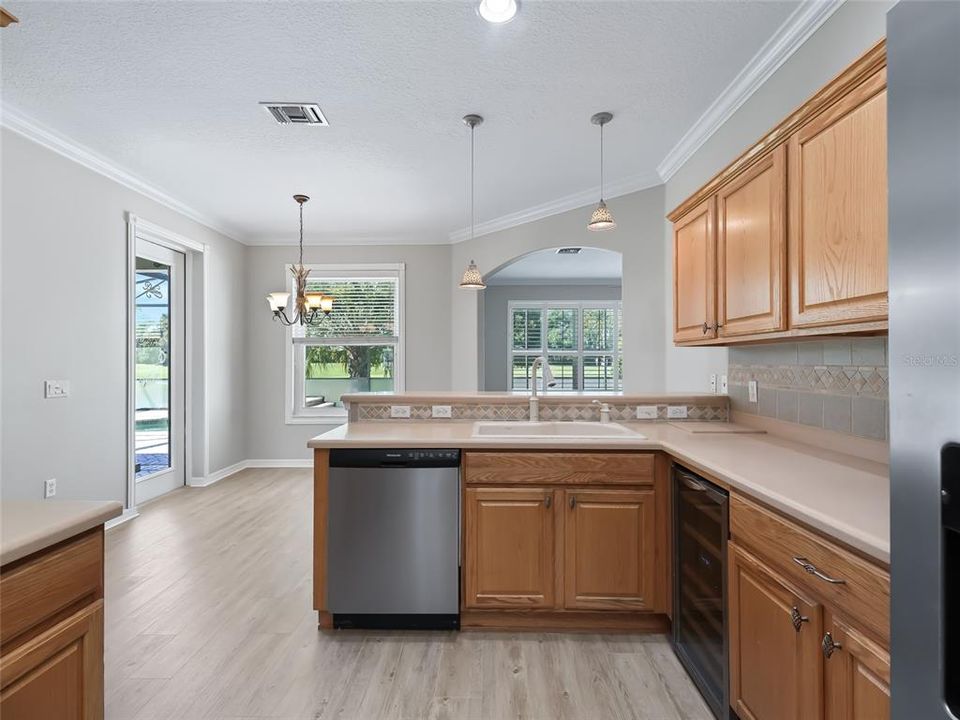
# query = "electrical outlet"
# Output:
<box><xmin>432</xmin><ymin>405</ymin><xmax>452</xmax><ymax>419</ymax></box>
<box><xmin>44</xmin><ymin>478</ymin><xmax>56</xmax><ymax>498</ymax></box>
<box><xmin>667</xmin><ymin>405</ymin><xmax>688</xmax><ymax>419</ymax></box>
<box><xmin>720</xmin><ymin>374</ymin><xmax>728</xmax><ymax>394</ymax></box>
<box><xmin>748</xmin><ymin>380</ymin><xmax>758</xmax><ymax>403</ymax></box>
<box><xmin>710</xmin><ymin>373</ymin><xmax>717</xmax><ymax>394</ymax></box>
<box><xmin>390</xmin><ymin>405</ymin><xmax>411</xmax><ymax>418</ymax></box>
<box><xmin>636</xmin><ymin>405</ymin><xmax>658</xmax><ymax>420</ymax></box>
<box><xmin>44</xmin><ymin>380</ymin><xmax>70</xmax><ymax>399</ymax></box>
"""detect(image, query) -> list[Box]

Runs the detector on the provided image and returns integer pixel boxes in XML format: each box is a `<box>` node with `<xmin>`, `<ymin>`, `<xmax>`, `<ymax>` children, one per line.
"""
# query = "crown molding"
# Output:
<box><xmin>246</xmin><ymin>232</ymin><xmax>449</xmax><ymax>247</ymax></box>
<box><xmin>656</xmin><ymin>0</ymin><xmax>846</xmax><ymax>182</ymax></box>
<box><xmin>0</xmin><ymin>103</ymin><xmax>246</xmax><ymax>243</ymax></box>
<box><xmin>448</xmin><ymin>170</ymin><xmax>663</xmax><ymax>244</ymax></box>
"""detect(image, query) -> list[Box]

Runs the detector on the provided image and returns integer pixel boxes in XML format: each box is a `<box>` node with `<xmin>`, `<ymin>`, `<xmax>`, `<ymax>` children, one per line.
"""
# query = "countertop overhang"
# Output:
<box><xmin>309</xmin><ymin>421</ymin><xmax>890</xmax><ymax>564</ymax></box>
<box><xmin>1</xmin><ymin>499</ymin><xmax>123</xmax><ymax>566</ymax></box>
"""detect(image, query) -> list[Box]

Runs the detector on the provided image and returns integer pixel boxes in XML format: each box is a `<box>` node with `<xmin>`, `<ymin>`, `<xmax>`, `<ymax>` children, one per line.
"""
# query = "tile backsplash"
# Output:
<box><xmin>728</xmin><ymin>338</ymin><xmax>888</xmax><ymax>440</ymax></box>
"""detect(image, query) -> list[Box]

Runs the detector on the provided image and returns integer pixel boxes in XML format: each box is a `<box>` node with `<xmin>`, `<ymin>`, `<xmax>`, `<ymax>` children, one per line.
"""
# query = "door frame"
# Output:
<box><xmin>126</xmin><ymin>214</ymin><xmax>207</xmax><ymax>512</ymax></box>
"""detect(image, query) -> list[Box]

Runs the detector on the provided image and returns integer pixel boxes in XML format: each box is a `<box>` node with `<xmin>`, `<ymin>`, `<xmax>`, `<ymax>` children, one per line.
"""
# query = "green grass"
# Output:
<box><xmin>136</xmin><ymin>364</ymin><xmax>168</xmax><ymax>379</ymax></box>
<box><xmin>305</xmin><ymin>362</ymin><xmax>391</xmax><ymax>380</ymax></box>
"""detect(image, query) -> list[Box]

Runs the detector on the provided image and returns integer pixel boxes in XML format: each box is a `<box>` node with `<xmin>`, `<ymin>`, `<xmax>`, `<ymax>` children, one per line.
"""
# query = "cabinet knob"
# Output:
<box><xmin>544</xmin><ymin>495</ymin><xmax>552</xmax><ymax>509</ymax></box>
<box><xmin>822</xmin><ymin>632</ymin><xmax>842</xmax><ymax>659</ymax></box>
<box><xmin>791</xmin><ymin>606</ymin><xmax>809</xmax><ymax>632</ymax></box>
<box><xmin>569</xmin><ymin>495</ymin><xmax>576</xmax><ymax>509</ymax></box>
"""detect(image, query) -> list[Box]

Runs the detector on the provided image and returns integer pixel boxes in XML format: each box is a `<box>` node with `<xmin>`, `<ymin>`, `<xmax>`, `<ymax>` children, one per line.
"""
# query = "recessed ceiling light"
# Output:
<box><xmin>478</xmin><ymin>0</ymin><xmax>518</xmax><ymax>24</ymax></box>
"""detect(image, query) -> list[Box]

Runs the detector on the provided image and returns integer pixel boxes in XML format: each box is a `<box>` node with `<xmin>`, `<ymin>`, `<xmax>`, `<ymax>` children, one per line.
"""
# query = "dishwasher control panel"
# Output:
<box><xmin>330</xmin><ymin>448</ymin><xmax>461</xmax><ymax>468</ymax></box>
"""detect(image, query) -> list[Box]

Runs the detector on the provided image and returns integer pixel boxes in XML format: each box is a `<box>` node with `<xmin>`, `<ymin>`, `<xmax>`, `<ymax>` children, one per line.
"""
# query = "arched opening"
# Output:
<box><xmin>479</xmin><ymin>247</ymin><xmax>623</xmax><ymax>392</ymax></box>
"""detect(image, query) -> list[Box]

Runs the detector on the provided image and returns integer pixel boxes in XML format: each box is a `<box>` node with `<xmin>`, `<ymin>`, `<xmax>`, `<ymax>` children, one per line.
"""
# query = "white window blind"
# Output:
<box><xmin>287</xmin><ymin>264</ymin><xmax>405</xmax><ymax>423</ymax></box>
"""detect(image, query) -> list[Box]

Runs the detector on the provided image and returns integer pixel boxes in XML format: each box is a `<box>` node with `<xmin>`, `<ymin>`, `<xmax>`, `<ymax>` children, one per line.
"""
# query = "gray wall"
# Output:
<box><xmin>0</xmin><ymin>128</ymin><xmax>248</xmax><ymax>502</ymax></box>
<box><xmin>729</xmin><ymin>338</ymin><xmax>888</xmax><ymax>440</ymax></box>
<box><xmin>662</xmin><ymin>0</ymin><xmax>894</xmax><ymax>392</ymax></box>
<box><xmin>482</xmin><ymin>284</ymin><xmax>622</xmax><ymax>391</ymax></box>
<box><xmin>244</xmin><ymin>243</ymin><xmax>452</xmax><ymax>460</ymax></box>
<box><xmin>450</xmin><ymin>185</ymin><xmax>666</xmax><ymax>393</ymax></box>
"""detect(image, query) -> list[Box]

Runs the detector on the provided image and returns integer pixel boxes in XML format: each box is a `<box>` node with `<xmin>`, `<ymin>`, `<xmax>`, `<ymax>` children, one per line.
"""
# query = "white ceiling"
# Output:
<box><xmin>486</xmin><ymin>247</ymin><xmax>621</xmax><ymax>285</ymax></box>
<box><xmin>1</xmin><ymin>1</ymin><xmax>801</xmax><ymax>244</ymax></box>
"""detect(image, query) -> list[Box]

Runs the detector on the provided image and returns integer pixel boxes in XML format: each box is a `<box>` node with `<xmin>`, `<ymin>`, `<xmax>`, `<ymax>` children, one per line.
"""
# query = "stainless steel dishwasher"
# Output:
<box><xmin>327</xmin><ymin>448</ymin><xmax>460</xmax><ymax>630</ymax></box>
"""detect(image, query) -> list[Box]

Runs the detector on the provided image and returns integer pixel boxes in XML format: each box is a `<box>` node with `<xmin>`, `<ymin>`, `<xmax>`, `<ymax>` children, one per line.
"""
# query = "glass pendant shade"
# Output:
<box><xmin>459</xmin><ymin>260</ymin><xmax>486</xmax><ymax>289</ymax></box>
<box><xmin>588</xmin><ymin>200</ymin><xmax>617</xmax><ymax>231</ymax></box>
<box><xmin>319</xmin><ymin>295</ymin><xmax>334</xmax><ymax>314</ymax></box>
<box><xmin>305</xmin><ymin>292</ymin><xmax>324</xmax><ymax>310</ymax></box>
<box><xmin>266</xmin><ymin>292</ymin><xmax>290</xmax><ymax>312</ymax></box>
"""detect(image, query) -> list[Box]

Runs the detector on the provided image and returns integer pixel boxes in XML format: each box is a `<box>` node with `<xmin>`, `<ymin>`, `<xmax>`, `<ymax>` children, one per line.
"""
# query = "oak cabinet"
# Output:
<box><xmin>729</xmin><ymin>541</ymin><xmax>824</xmax><ymax>720</ymax></box>
<box><xmin>563</xmin><ymin>489</ymin><xmax>657</xmax><ymax>611</ymax></box>
<box><xmin>717</xmin><ymin>145</ymin><xmax>787</xmax><ymax>337</ymax></box>
<box><xmin>823</xmin><ymin>613</ymin><xmax>890</xmax><ymax>720</ymax></box>
<box><xmin>463</xmin><ymin>487</ymin><xmax>556</xmax><ymax>609</ymax></box>
<box><xmin>789</xmin><ymin>69</ymin><xmax>888</xmax><ymax>328</ymax></box>
<box><xmin>0</xmin><ymin>602</ymin><xmax>104</xmax><ymax>720</ymax></box>
<box><xmin>673</xmin><ymin>197</ymin><xmax>717</xmax><ymax>342</ymax></box>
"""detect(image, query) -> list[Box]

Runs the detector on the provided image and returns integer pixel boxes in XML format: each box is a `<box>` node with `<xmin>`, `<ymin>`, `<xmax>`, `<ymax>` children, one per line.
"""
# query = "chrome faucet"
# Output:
<box><xmin>528</xmin><ymin>357</ymin><xmax>556</xmax><ymax>422</ymax></box>
<box><xmin>592</xmin><ymin>399</ymin><xmax>612</xmax><ymax>424</ymax></box>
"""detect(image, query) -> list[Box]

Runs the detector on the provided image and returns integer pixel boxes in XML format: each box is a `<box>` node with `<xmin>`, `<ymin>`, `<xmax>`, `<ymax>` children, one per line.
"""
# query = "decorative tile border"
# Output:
<box><xmin>355</xmin><ymin>400</ymin><xmax>728</xmax><ymax>423</ymax></box>
<box><xmin>728</xmin><ymin>363</ymin><xmax>887</xmax><ymax>398</ymax></box>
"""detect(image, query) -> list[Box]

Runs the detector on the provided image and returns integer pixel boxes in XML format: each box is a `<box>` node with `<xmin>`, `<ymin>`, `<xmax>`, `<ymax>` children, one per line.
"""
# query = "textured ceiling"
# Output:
<box><xmin>487</xmin><ymin>247</ymin><xmax>621</xmax><ymax>285</ymax></box>
<box><xmin>1</xmin><ymin>1</ymin><xmax>799</xmax><ymax>243</ymax></box>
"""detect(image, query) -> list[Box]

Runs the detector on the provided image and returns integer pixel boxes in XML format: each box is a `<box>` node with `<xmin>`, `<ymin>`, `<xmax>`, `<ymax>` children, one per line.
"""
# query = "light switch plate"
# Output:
<box><xmin>431</xmin><ymin>405</ymin><xmax>452</xmax><ymax>418</ymax></box>
<box><xmin>748</xmin><ymin>380</ymin><xmax>758</xmax><ymax>403</ymax></box>
<box><xmin>390</xmin><ymin>405</ymin><xmax>411</xmax><ymax>418</ymax></box>
<box><xmin>667</xmin><ymin>405</ymin><xmax>688</xmax><ymax>419</ymax></box>
<box><xmin>720</xmin><ymin>374</ymin><xmax>728</xmax><ymax>394</ymax></box>
<box><xmin>710</xmin><ymin>373</ymin><xmax>717</xmax><ymax>394</ymax></box>
<box><xmin>44</xmin><ymin>380</ymin><xmax>69</xmax><ymax>399</ymax></box>
<box><xmin>636</xmin><ymin>405</ymin><xmax>658</xmax><ymax>419</ymax></box>
<box><xmin>44</xmin><ymin>478</ymin><xmax>56</xmax><ymax>498</ymax></box>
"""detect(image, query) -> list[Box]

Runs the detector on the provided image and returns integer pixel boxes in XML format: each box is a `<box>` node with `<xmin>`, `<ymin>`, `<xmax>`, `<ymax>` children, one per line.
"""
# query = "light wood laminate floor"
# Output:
<box><xmin>105</xmin><ymin>468</ymin><xmax>712</xmax><ymax>720</ymax></box>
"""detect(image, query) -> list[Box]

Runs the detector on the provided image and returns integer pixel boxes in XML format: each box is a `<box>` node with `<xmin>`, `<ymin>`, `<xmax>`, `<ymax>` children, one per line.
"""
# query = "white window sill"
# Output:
<box><xmin>285</xmin><ymin>413</ymin><xmax>347</xmax><ymax>426</ymax></box>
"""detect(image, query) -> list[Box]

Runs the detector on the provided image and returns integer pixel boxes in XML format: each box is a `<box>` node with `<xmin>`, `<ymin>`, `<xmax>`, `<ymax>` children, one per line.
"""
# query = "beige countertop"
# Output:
<box><xmin>308</xmin><ymin>421</ymin><xmax>890</xmax><ymax>564</ymax></box>
<box><xmin>1</xmin><ymin>499</ymin><xmax>123</xmax><ymax>566</ymax></box>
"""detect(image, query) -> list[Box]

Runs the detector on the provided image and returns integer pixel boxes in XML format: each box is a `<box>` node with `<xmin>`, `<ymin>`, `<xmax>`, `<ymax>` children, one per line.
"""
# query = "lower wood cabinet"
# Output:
<box><xmin>463</xmin><ymin>487</ymin><xmax>556</xmax><ymax>609</ymax></box>
<box><xmin>564</xmin><ymin>489</ymin><xmax>656</xmax><ymax>611</ymax></box>
<box><xmin>729</xmin><ymin>541</ymin><xmax>824</xmax><ymax>720</ymax></box>
<box><xmin>823</xmin><ymin>613</ymin><xmax>890</xmax><ymax>720</ymax></box>
<box><xmin>0</xmin><ymin>601</ymin><xmax>104</xmax><ymax>720</ymax></box>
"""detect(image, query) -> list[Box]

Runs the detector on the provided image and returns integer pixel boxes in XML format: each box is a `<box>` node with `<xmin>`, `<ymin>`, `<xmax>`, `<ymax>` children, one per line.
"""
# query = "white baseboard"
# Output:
<box><xmin>105</xmin><ymin>508</ymin><xmax>140</xmax><ymax>530</ymax></box>
<box><xmin>189</xmin><ymin>458</ymin><xmax>312</xmax><ymax>487</ymax></box>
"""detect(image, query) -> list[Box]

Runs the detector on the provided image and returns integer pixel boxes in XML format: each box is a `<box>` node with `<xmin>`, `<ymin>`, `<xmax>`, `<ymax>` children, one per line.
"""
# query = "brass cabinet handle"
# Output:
<box><xmin>791</xmin><ymin>606</ymin><xmax>809</xmax><ymax>632</ymax></box>
<box><xmin>569</xmin><ymin>495</ymin><xmax>576</xmax><ymax>509</ymax></box>
<box><xmin>822</xmin><ymin>632</ymin><xmax>842</xmax><ymax>659</ymax></box>
<box><xmin>544</xmin><ymin>495</ymin><xmax>552</xmax><ymax>509</ymax></box>
<box><xmin>792</xmin><ymin>556</ymin><xmax>847</xmax><ymax>585</ymax></box>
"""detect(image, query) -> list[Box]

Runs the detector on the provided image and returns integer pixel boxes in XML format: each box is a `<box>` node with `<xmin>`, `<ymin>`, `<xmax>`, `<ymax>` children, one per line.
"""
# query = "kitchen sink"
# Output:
<box><xmin>472</xmin><ymin>421</ymin><xmax>645</xmax><ymax>440</ymax></box>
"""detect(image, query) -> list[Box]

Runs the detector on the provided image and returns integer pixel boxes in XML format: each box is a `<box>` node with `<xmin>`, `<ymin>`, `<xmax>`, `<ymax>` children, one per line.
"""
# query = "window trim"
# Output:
<box><xmin>506</xmin><ymin>300</ymin><xmax>622</xmax><ymax>392</ymax></box>
<box><xmin>285</xmin><ymin>263</ymin><xmax>405</xmax><ymax>424</ymax></box>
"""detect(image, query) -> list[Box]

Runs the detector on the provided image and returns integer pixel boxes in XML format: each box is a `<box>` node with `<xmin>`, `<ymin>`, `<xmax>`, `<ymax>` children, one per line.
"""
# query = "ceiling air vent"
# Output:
<box><xmin>556</xmin><ymin>247</ymin><xmax>582</xmax><ymax>255</ymax></box>
<box><xmin>260</xmin><ymin>102</ymin><xmax>328</xmax><ymax>126</ymax></box>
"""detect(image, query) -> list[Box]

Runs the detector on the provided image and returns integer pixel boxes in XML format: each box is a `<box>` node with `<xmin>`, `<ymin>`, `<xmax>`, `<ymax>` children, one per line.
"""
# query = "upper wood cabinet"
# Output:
<box><xmin>717</xmin><ymin>144</ymin><xmax>787</xmax><ymax>338</ymax></box>
<box><xmin>563</xmin><ymin>489</ymin><xmax>656</xmax><ymax>611</ymax></box>
<box><xmin>673</xmin><ymin>197</ymin><xmax>717</xmax><ymax>342</ymax></box>
<box><xmin>669</xmin><ymin>40</ymin><xmax>887</xmax><ymax>346</ymax></box>
<box><xmin>463</xmin><ymin>486</ymin><xmax>556</xmax><ymax>609</ymax></box>
<box><xmin>789</xmin><ymin>69</ymin><xmax>888</xmax><ymax>328</ymax></box>
<box><xmin>729</xmin><ymin>541</ymin><xmax>824</xmax><ymax>720</ymax></box>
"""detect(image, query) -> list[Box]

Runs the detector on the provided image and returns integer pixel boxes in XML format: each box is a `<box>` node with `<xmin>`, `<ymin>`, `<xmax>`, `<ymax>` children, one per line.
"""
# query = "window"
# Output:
<box><xmin>509</xmin><ymin>301</ymin><xmax>621</xmax><ymax>391</ymax></box>
<box><xmin>288</xmin><ymin>264</ymin><xmax>404</xmax><ymax>421</ymax></box>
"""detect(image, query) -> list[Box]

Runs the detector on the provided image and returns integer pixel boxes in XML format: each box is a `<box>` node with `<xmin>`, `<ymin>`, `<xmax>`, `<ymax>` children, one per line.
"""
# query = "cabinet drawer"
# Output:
<box><xmin>730</xmin><ymin>493</ymin><xmax>888</xmax><ymax>643</ymax></box>
<box><xmin>463</xmin><ymin>452</ymin><xmax>654</xmax><ymax>486</ymax></box>
<box><xmin>1</xmin><ymin>529</ymin><xmax>103</xmax><ymax>649</ymax></box>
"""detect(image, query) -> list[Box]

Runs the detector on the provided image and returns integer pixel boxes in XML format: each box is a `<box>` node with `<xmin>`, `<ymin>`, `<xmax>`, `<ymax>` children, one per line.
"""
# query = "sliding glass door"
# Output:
<box><xmin>133</xmin><ymin>240</ymin><xmax>185</xmax><ymax>503</ymax></box>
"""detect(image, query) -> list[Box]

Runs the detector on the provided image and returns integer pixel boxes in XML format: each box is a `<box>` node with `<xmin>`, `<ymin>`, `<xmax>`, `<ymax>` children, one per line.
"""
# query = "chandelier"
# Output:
<box><xmin>266</xmin><ymin>194</ymin><xmax>334</xmax><ymax>326</ymax></box>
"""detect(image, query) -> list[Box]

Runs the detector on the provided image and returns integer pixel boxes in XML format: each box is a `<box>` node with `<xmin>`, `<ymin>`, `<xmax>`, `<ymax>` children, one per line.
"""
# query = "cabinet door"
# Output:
<box><xmin>824</xmin><ymin>613</ymin><xmax>890</xmax><ymax>720</ymax></box>
<box><xmin>563</xmin><ymin>489</ymin><xmax>657</xmax><ymax>611</ymax></box>
<box><xmin>463</xmin><ymin>487</ymin><xmax>556</xmax><ymax>609</ymax></box>
<box><xmin>788</xmin><ymin>68</ymin><xmax>888</xmax><ymax>328</ymax></box>
<box><xmin>673</xmin><ymin>197</ymin><xmax>717</xmax><ymax>342</ymax></box>
<box><xmin>0</xmin><ymin>601</ymin><xmax>104</xmax><ymax>720</ymax></box>
<box><xmin>729</xmin><ymin>542</ymin><xmax>823</xmax><ymax>720</ymax></box>
<box><xmin>717</xmin><ymin>146</ymin><xmax>787</xmax><ymax>337</ymax></box>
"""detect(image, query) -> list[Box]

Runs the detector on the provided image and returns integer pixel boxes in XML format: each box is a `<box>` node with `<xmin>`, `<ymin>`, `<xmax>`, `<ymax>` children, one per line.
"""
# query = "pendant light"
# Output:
<box><xmin>266</xmin><ymin>195</ymin><xmax>334</xmax><ymax>326</ymax></box>
<box><xmin>459</xmin><ymin>114</ymin><xmax>487</xmax><ymax>290</ymax></box>
<box><xmin>587</xmin><ymin>111</ymin><xmax>616</xmax><ymax>232</ymax></box>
